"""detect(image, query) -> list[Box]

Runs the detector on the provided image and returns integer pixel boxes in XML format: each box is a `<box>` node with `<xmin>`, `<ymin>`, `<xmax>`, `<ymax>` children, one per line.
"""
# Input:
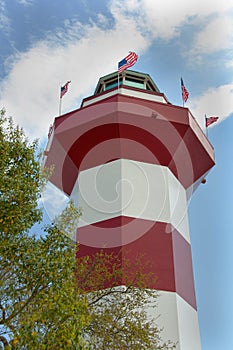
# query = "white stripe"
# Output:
<box><xmin>148</xmin><ymin>291</ymin><xmax>201</xmax><ymax>350</ymax></box>
<box><xmin>71</xmin><ymin>159</ymin><xmax>190</xmax><ymax>243</ymax></box>
<box><xmin>82</xmin><ymin>87</ymin><xmax>167</xmax><ymax>107</ymax></box>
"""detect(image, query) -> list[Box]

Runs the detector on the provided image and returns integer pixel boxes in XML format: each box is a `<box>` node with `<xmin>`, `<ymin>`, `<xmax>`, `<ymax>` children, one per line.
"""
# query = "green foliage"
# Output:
<box><xmin>0</xmin><ymin>110</ymin><xmax>176</xmax><ymax>349</ymax></box>
<box><xmin>1</xmin><ymin>228</ymin><xmax>89</xmax><ymax>350</ymax></box>
<box><xmin>0</xmin><ymin>109</ymin><xmax>47</xmax><ymax>235</ymax></box>
<box><xmin>0</xmin><ymin>110</ymin><xmax>89</xmax><ymax>349</ymax></box>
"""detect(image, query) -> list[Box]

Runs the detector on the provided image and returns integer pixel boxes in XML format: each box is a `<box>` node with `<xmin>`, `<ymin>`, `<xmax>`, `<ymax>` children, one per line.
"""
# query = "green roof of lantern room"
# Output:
<box><xmin>94</xmin><ymin>70</ymin><xmax>161</xmax><ymax>95</ymax></box>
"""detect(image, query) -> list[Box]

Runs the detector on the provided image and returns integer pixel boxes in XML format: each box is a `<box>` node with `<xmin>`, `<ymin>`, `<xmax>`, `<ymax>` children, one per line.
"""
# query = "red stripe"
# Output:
<box><xmin>76</xmin><ymin>216</ymin><xmax>197</xmax><ymax>309</ymax></box>
<box><xmin>182</xmin><ymin>86</ymin><xmax>189</xmax><ymax>102</ymax></box>
<box><xmin>45</xmin><ymin>94</ymin><xmax>215</xmax><ymax>195</ymax></box>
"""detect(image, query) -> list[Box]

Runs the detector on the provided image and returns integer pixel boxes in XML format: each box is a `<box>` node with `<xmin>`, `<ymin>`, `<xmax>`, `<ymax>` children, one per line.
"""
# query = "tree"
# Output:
<box><xmin>0</xmin><ymin>109</ymin><xmax>43</xmax><ymax>235</ymax></box>
<box><xmin>0</xmin><ymin>109</ymin><xmax>89</xmax><ymax>349</ymax></box>
<box><xmin>0</xmin><ymin>225</ymin><xmax>89</xmax><ymax>350</ymax></box>
<box><xmin>0</xmin><ymin>110</ymin><xmax>176</xmax><ymax>349</ymax></box>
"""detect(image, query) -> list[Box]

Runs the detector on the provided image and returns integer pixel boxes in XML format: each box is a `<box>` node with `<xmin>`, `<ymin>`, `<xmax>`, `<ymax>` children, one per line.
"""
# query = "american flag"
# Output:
<box><xmin>60</xmin><ymin>81</ymin><xmax>71</xmax><ymax>98</ymax></box>
<box><xmin>205</xmin><ymin>116</ymin><xmax>219</xmax><ymax>127</ymax></box>
<box><xmin>118</xmin><ymin>52</ymin><xmax>138</xmax><ymax>73</ymax></box>
<box><xmin>181</xmin><ymin>78</ymin><xmax>189</xmax><ymax>103</ymax></box>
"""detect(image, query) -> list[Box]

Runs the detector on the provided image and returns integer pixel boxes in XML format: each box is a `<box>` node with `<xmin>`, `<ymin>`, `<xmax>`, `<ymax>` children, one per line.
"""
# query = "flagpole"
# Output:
<box><xmin>205</xmin><ymin>115</ymin><xmax>208</xmax><ymax>138</ymax></box>
<box><xmin>59</xmin><ymin>97</ymin><xmax>62</xmax><ymax>116</ymax></box>
<box><xmin>118</xmin><ymin>72</ymin><xmax>119</xmax><ymax>90</ymax></box>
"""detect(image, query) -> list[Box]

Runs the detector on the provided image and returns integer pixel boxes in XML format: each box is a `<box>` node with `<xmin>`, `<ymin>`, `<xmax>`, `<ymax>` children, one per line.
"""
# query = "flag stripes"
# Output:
<box><xmin>118</xmin><ymin>52</ymin><xmax>138</xmax><ymax>73</ymax></box>
<box><xmin>60</xmin><ymin>81</ymin><xmax>71</xmax><ymax>98</ymax></box>
<box><xmin>181</xmin><ymin>78</ymin><xmax>189</xmax><ymax>103</ymax></box>
<box><xmin>206</xmin><ymin>116</ymin><xmax>219</xmax><ymax>127</ymax></box>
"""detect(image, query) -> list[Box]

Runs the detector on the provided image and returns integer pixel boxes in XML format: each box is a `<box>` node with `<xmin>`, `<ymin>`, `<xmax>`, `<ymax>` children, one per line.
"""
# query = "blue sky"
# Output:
<box><xmin>0</xmin><ymin>0</ymin><xmax>233</xmax><ymax>348</ymax></box>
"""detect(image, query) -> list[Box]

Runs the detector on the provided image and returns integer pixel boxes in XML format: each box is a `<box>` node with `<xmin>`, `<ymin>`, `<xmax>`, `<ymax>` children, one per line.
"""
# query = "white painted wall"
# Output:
<box><xmin>71</xmin><ymin>159</ymin><xmax>190</xmax><ymax>243</ymax></box>
<box><xmin>82</xmin><ymin>87</ymin><xmax>167</xmax><ymax>107</ymax></box>
<box><xmin>148</xmin><ymin>291</ymin><xmax>201</xmax><ymax>350</ymax></box>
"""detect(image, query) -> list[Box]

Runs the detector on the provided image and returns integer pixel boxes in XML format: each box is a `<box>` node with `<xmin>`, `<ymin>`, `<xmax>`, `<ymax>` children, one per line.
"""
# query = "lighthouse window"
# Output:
<box><xmin>125</xmin><ymin>80</ymin><xmax>144</xmax><ymax>89</ymax></box>
<box><xmin>95</xmin><ymin>72</ymin><xmax>160</xmax><ymax>95</ymax></box>
<box><xmin>124</xmin><ymin>76</ymin><xmax>144</xmax><ymax>89</ymax></box>
<box><xmin>105</xmin><ymin>78</ymin><xmax>122</xmax><ymax>91</ymax></box>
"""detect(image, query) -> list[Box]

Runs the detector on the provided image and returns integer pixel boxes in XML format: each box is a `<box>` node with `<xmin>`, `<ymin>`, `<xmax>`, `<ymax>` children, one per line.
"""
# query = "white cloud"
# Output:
<box><xmin>189</xmin><ymin>84</ymin><xmax>233</xmax><ymax>129</ymax></box>
<box><xmin>191</xmin><ymin>16</ymin><xmax>233</xmax><ymax>56</ymax></box>
<box><xmin>111</xmin><ymin>0</ymin><xmax>233</xmax><ymax>67</ymax></box>
<box><xmin>0</xmin><ymin>13</ymin><xmax>148</xmax><ymax>140</ymax></box>
<box><xmin>0</xmin><ymin>0</ymin><xmax>233</xmax><ymax>142</ymax></box>
<box><xmin>111</xmin><ymin>0</ymin><xmax>233</xmax><ymax>40</ymax></box>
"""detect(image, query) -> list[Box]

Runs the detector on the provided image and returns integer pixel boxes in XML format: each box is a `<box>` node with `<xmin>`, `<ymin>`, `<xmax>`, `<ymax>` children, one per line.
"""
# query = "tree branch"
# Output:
<box><xmin>88</xmin><ymin>286</ymin><xmax>130</xmax><ymax>306</ymax></box>
<box><xmin>0</xmin><ymin>282</ymin><xmax>48</xmax><ymax>325</ymax></box>
<box><xmin>0</xmin><ymin>302</ymin><xmax>6</xmax><ymax>323</ymax></box>
<box><xmin>0</xmin><ymin>335</ymin><xmax>9</xmax><ymax>349</ymax></box>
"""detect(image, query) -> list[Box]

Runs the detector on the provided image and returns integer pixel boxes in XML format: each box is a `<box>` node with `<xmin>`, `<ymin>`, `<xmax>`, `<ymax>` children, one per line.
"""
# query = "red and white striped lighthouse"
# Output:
<box><xmin>44</xmin><ymin>70</ymin><xmax>215</xmax><ymax>349</ymax></box>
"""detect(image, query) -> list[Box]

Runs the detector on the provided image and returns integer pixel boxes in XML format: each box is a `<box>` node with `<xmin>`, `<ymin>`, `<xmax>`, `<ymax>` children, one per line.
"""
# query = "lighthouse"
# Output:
<box><xmin>43</xmin><ymin>70</ymin><xmax>215</xmax><ymax>349</ymax></box>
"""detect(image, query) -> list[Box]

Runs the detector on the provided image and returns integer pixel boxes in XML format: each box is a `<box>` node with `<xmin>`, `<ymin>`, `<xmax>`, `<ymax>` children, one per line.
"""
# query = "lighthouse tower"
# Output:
<box><xmin>44</xmin><ymin>70</ymin><xmax>215</xmax><ymax>349</ymax></box>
